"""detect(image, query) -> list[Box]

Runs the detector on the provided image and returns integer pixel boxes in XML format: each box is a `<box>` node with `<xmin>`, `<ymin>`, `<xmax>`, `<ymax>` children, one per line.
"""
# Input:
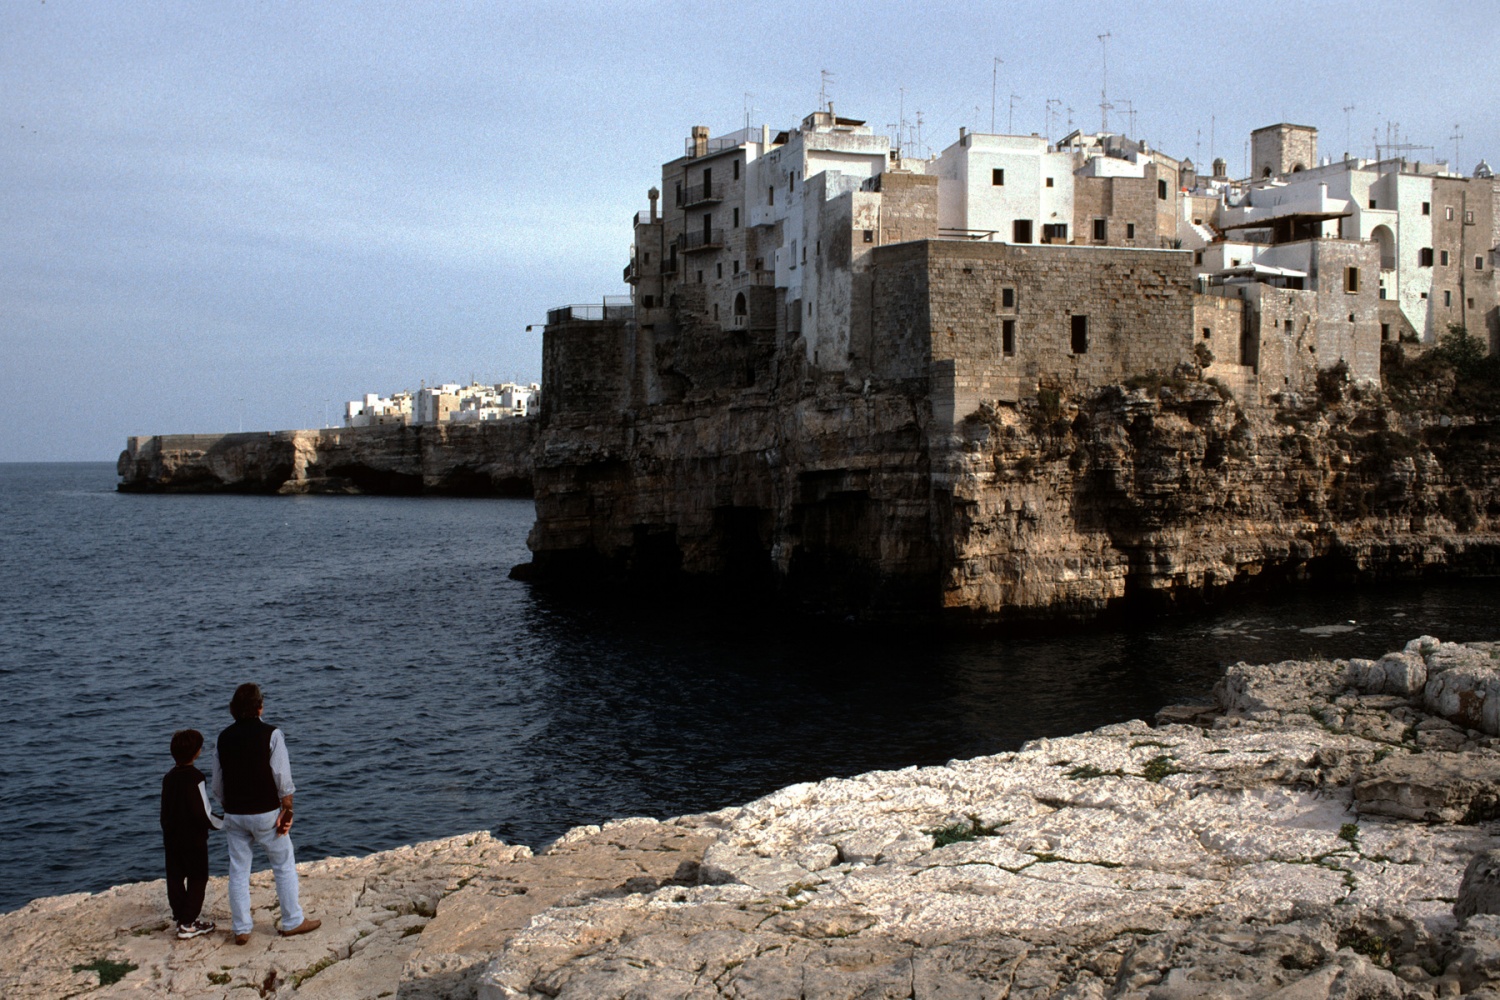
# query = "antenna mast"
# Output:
<box><xmin>1008</xmin><ymin>93</ymin><xmax>1021</xmax><ymax>135</ymax></box>
<box><xmin>1097</xmin><ymin>32</ymin><xmax>1113</xmax><ymax>132</ymax></box>
<box><xmin>818</xmin><ymin>69</ymin><xmax>834</xmax><ymax>113</ymax></box>
<box><xmin>1451</xmin><ymin>124</ymin><xmax>1464</xmax><ymax>172</ymax></box>
<box><xmin>1342</xmin><ymin>104</ymin><xmax>1355</xmax><ymax>157</ymax></box>
<box><xmin>991</xmin><ymin>56</ymin><xmax>1002</xmax><ymax>133</ymax></box>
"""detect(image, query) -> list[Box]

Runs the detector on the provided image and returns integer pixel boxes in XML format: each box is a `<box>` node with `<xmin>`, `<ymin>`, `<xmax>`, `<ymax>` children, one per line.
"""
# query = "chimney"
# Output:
<box><xmin>648</xmin><ymin>187</ymin><xmax>659</xmax><ymax>223</ymax></box>
<box><xmin>691</xmin><ymin>125</ymin><xmax>709</xmax><ymax>158</ymax></box>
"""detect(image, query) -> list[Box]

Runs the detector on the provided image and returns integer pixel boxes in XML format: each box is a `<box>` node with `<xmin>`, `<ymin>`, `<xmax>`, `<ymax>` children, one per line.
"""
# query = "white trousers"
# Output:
<box><xmin>222</xmin><ymin>809</ymin><xmax>303</xmax><ymax>934</ymax></box>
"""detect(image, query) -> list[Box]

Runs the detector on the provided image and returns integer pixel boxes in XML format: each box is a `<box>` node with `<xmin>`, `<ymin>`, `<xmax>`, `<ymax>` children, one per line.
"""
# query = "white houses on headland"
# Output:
<box><xmin>344</xmin><ymin>382</ymin><xmax>539</xmax><ymax>427</ymax></box>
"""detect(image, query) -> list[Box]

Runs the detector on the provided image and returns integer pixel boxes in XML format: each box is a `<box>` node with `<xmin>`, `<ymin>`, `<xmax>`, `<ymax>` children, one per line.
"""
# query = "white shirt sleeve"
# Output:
<box><xmin>209</xmin><ymin>745</ymin><xmax>223</xmax><ymax>803</ymax></box>
<box><xmin>198</xmin><ymin>780</ymin><xmax>224</xmax><ymax>830</ymax></box>
<box><xmin>269</xmin><ymin>728</ymin><xmax>296</xmax><ymax>799</ymax></box>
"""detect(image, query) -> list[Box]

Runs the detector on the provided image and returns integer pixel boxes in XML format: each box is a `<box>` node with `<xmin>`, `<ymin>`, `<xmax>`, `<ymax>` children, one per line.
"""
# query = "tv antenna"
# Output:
<box><xmin>818</xmin><ymin>69</ymin><xmax>834</xmax><ymax>113</ymax></box>
<box><xmin>1342</xmin><ymin>104</ymin><xmax>1355</xmax><ymax>157</ymax></box>
<box><xmin>1097</xmin><ymin>31</ymin><xmax>1112</xmax><ymax>132</ymax></box>
<box><xmin>1450</xmin><ymin>124</ymin><xmax>1464</xmax><ymax>172</ymax></box>
<box><xmin>990</xmin><ymin>56</ymin><xmax>1003</xmax><ymax>133</ymax></box>
<box><xmin>1008</xmin><ymin>93</ymin><xmax>1021</xmax><ymax>135</ymax></box>
<box><xmin>1046</xmin><ymin>98</ymin><xmax>1062</xmax><ymax>143</ymax></box>
<box><xmin>744</xmin><ymin>93</ymin><xmax>755</xmax><ymax>131</ymax></box>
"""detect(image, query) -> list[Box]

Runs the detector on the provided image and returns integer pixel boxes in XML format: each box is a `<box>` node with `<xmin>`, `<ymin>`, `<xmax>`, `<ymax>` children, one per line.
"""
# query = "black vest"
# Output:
<box><xmin>217</xmin><ymin>719</ymin><xmax>280</xmax><ymax>814</ymax></box>
<box><xmin>160</xmin><ymin>764</ymin><xmax>211</xmax><ymax>844</ymax></box>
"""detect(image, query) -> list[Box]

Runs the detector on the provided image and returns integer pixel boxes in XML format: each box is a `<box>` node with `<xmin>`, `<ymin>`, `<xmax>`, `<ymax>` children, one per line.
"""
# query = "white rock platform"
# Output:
<box><xmin>7</xmin><ymin>637</ymin><xmax>1500</xmax><ymax>999</ymax></box>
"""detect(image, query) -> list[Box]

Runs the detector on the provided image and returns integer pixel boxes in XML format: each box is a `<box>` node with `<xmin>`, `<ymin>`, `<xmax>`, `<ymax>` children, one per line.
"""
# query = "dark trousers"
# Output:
<box><xmin>164</xmin><ymin>838</ymin><xmax>209</xmax><ymax>925</ymax></box>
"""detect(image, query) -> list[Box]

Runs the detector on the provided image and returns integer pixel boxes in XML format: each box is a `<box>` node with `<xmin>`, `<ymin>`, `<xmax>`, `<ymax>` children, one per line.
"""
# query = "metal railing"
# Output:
<box><xmin>678</xmin><ymin>182</ymin><xmax>725</xmax><ymax>207</ymax></box>
<box><xmin>677</xmin><ymin>229</ymin><xmax>724</xmax><ymax>253</ymax></box>
<box><xmin>546</xmin><ymin>297</ymin><xmax>635</xmax><ymax>325</ymax></box>
<box><xmin>731</xmin><ymin>269</ymin><xmax>775</xmax><ymax>286</ymax></box>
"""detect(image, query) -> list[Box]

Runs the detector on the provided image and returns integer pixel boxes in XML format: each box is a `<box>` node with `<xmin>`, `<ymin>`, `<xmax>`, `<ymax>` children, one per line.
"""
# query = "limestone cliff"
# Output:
<box><xmin>117</xmin><ymin>421</ymin><xmax>536</xmax><ymax>497</ymax></box>
<box><xmin>526</xmin><ymin>316</ymin><xmax>1500</xmax><ymax>621</ymax></box>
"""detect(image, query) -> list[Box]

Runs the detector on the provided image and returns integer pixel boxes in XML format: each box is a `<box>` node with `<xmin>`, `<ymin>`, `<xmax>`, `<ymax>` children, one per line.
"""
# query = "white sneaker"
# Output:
<box><xmin>176</xmin><ymin>922</ymin><xmax>209</xmax><ymax>940</ymax></box>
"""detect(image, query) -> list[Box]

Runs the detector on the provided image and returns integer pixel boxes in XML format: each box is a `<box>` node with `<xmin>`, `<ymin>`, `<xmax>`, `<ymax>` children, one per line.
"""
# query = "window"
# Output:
<box><xmin>801</xmin><ymin>244</ymin><xmax>806</xmax><ymax>265</ymax></box>
<box><xmin>1469</xmin><ymin>298</ymin><xmax>1476</xmax><ymax>308</ymax></box>
<box><xmin>863</xmin><ymin>229</ymin><xmax>874</xmax><ymax>243</ymax></box>
<box><xmin>1195</xmin><ymin>250</ymin><xmax>1203</xmax><ymax>265</ymax></box>
<box><xmin>733</xmin><ymin>260</ymin><xmax>740</xmax><ymax>274</ymax></box>
<box><xmin>768</xmin><ymin>186</ymin><xmax>774</xmax><ymax>206</ymax></box>
<box><xmin>1419</xmin><ymin>247</ymin><xmax>1434</xmax><ymax>267</ymax></box>
<box><xmin>675</xmin><ymin>182</ymin><xmax>682</xmax><ymax>206</ymax></box>
<box><xmin>1344</xmin><ymin>266</ymin><xmax>1359</xmax><ymax>293</ymax></box>
<box><xmin>1158</xmin><ymin>179</ymin><xmax>1168</xmax><ymax>200</ymax></box>
<box><xmin>697</xmin><ymin>270</ymin><xmax>703</xmax><ymax>284</ymax></box>
<box><xmin>1445</xmin><ymin>290</ymin><xmax>1452</xmax><ymax>307</ymax></box>
<box><xmin>643</xmin><ymin>295</ymin><xmax>655</xmax><ymax>309</ymax></box>
<box><xmin>1012</xmin><ymin>219</ymin><xmax>1033</xmax><ymax>244</ymax></box>
<box><xmin>1284</xmin><ymin>319</ymin><xmax>1293</xmax><ymax>333</ymax></box>
<box><xmin>992</xmin><ymin>168</ymin><xmax>1005</xmax><ymax>186</ymax></box>
<box><xmin>1045</xmin><ymin>177</ymin><xmax>1054</xmax><ymax>188</ymax></box>
<box><xmin>1002</xmin><ymin>319</ymin><xmax>1016</xmax><ymax>356</ymax></box>
<box><xmin>1440</xmin><ymin>250</ymin><xmax>1450</xmax><ymax>266</ymax></box>
<box><xmin>643</xmin><ymin>252</ymin><xmax>650</xmax><ymax>264</ymax></box>
<box><xmin>1126</xmin><ymin>223</ymin><xmax>1136</xmax><ymax>240</ymax></box>
<box><xmin>789</xmin><ymin>172</ymin><xmax>794</xmax><ymax>193</ymax></box>
<box><xmin>815</xmin><ymin>240</ymin><xmax>820</xmax><ymax>257</ymax></box>
<box><xmin>1381</xmin><ymin>323</ymin><xmax>1391</xmax><ymax>341</ymax></box>
<box><xmin>716</xmin><ymin>262</ymin><xmax>723</xmax><ymax>278</ymax></box>
<box><xmin>1043</xmin><ymin>223</ymin><xmax>1068</xmax><ymax>241</ymax></box>
<box><xmin>1479</xmin><ymin>257</ymin><xmax>1486</xmax><ymax>271</ymax></box>
<box><xmin>713</xmin><ymin>304</ymin><xmax>720</xmax><ymax>320</ymax></box>
<box><xmin>733</xmin><ymin>208</ymin><xmax>740</xmax><ymax>228</ymax></box>
<box><xmin>1445</xmin><ymin>206</ymin><xmax>1454</xmax><ymax>220</ymax></box>
<box><xmin>1422</xmin><ymin>201</ymin><xmax>1431</xmax><ymax>216</ymax></box>
<box><xmin>1092</xmin><ymin>218</ymin><xmax>1107</xmax><ymax>241</ymax></box>
<box><xmin>1202</xmin><ymin>327</ymin><xmax>1212</xmax><ymax>340</ymax></box>
<box><xmin>1070</xmin><ymin>315</ymin><xmax>1088</xmax><ymax>354</ymax></box>
<box><xmin>733</xmin><ymin>160</ymin><xmax>740</xmax><ymax>181</ymax></box>
<box><xmin>789</xmin><ymin>240</ymin><xmax>797</xmax><ymax>269</ymax></box>
<box><xmin>1000</xmin><ymin>287</ymin><xmax>1016</xmax><ymax>310</ymax></box>
<box><xmin>1368</xmin><ymin>198</ymin><xmax>1377</xmax><ymax>209</ymax></box>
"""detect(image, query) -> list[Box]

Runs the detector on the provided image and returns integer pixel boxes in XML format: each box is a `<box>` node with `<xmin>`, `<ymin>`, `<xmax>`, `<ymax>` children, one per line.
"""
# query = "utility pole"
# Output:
<box><xmin>991</xmin><ymin>56</ymin><xmax>1002</xmax><ymax>133</ymax></box>
<box><xmin>1097</xmin><ymin>32</ymin><xmax>1112</xmax><ymax>133</ymax></box>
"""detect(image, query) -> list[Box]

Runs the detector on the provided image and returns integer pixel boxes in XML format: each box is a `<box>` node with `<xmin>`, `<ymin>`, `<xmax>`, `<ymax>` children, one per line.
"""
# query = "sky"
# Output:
<box><xmin>3</xmin><ymin>0</ymin><xmax>1495</xmax><ymax>461</ymax></box>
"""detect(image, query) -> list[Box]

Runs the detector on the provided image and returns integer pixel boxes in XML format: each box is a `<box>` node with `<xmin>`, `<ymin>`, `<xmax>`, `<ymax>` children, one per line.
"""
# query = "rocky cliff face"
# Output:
<box><xmin>117</xmin><ymin>421</ymin><xmax>536</xmax><ymax>497</ymax></box>
<box><xmin>527</xmin><ymin>322</ymin><xmax>1500</xmax><ymax>621</ymax></box>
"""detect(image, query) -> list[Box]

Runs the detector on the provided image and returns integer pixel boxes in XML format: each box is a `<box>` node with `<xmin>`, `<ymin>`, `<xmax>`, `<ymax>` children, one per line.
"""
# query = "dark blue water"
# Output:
<box><xmin>4</xmin><ymin>461</ymin><xmax>1500</xmax><ymax>911</ymax></box>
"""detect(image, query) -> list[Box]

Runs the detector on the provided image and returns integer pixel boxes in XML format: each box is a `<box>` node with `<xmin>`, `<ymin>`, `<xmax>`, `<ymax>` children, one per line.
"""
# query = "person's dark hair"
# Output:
<box><xmin>170</xmin><ymin>729</ymin><xmax>204</xmax><ymax>765</ymax></box>
<box><xmin>230</xmin><ymin>683</ymin><xmax>264</xmax><ymax>722</ymax></box>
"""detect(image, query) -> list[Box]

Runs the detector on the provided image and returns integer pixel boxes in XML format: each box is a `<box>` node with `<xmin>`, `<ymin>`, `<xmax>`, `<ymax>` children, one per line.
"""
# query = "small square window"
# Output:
<box><xmin>1002</xmin><ymin>319</ymin><xmax>1016</xmax><ymax>356</ymax></box>
<box><xmin>863</xmin><ymin>229</ymin><xmax>874</xmax><ymax>243</ymax></box>
<box><xmin>1440</xmin><ymin>250</ymin><xmax>1450</xmax><ymax>266</ymax></box>
<box><xmin>992</xmin><ymin>168</ymin><xmax>1005</xmax><ymax>186</ymax></box>
<box><xmin>1045</xmin><ymin>177</ymin><xmax>1054</xmax><ymax>188</ymax></box>
<box><xmin>733</xmin><ymin>260</ymin><xmax>740</xmax><ymax>274</ymax></box>
<box><xmin>1369</xmin><ymin>198</ymin><xmax>1377</xmax><ymax>209</ymax></box>
<box><xmin>643</xmin><ymin>295</ymin><xmax>655</xmax><ymax>309</ymax></box>
<box><xmin>1092</xmin><ymin>218</ymin><xmax>1107</xmax><ymax>241</ymax></box>
<box><xmin>1445</xmin><ymin>206</ymin><xmax>1454</xmax><ymax>220</ymax></box>
<box><xmin>1001</xmin><ymin>287</ymin><xmax>1015</xmax><ymax>309</ymax></box>
<box><xmin>1126</xmin><ymin>223</ymin><xmax>1136</xmax><ymax>239</ymax></box>
<box><xmin>1284</xmin><ymin>319</ymin><xmax>1293</xmax><ymax>333</ymax></box>
<box><xmin>1381</xmin><ymin>323</ymin><xmax>1391</xmax><ymax>341</ymax></box>
<box><xmin>1477</xmin><ymin>256</ymin><xmax>1485</xmax><ymax>271</ymax></box>
<box><xmin>1344</xmin><ymin>266</ymin><xmax>1359</xmax><ymax>293</ymax></box>
<box><xmin>1422</xmin><ymin>201</ymin><xmax>1431</xmax><ymax>215</ymax></box>
<box><xmin>1469</xmin><ymin>298</ymin><xmax>1476</xmax><ymax>308</ymax></box>
<box><xmin>1202</xmin><ymin>327</ymin><xmax>1211</xmax><ymax>340</ymax></box>
<box><xmin>697</xmin><ymin>270</ymin><xmax>704</xmax><ymax>284</ymax></box>
<box><xmin>1419</xmin><ymin>247</ymin><xmax>1434</xmax><ymax>267</ymax></box>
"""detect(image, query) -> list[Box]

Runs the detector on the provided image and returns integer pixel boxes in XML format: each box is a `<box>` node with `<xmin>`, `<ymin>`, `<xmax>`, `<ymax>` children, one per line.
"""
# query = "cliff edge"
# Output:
<box><xmin>7</xmin><ymin>637</ymin><xmax>1500</xmax><ymax>998</ymax></box>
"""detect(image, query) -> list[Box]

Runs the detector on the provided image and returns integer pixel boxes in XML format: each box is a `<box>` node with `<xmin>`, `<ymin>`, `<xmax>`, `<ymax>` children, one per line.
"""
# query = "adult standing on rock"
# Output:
<box><xmin>210</xmin><ymin>683</ymin><xmax>320</xmax><ymax>944</ymax></box>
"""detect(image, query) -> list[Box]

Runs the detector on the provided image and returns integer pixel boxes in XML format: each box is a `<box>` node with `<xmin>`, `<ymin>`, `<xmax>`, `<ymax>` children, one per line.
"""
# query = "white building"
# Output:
<box><xmin>344</xmin><ymin>391</ymin><xmax>413</xmax><ymax>427</ymax></box>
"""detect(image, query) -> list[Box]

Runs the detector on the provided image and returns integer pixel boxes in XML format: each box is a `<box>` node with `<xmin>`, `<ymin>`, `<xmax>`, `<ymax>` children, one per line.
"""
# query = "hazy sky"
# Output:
<box><xmin>4</xmin><ymin>0</ymin><xmax>1494</xmax><ymax>461</ymax></box>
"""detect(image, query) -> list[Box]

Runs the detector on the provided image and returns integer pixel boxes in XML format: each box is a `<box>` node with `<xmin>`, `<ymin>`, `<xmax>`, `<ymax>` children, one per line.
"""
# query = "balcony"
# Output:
<box><xmin>678</xmin><ymin>182</ymin><xmax>725</xmax><ymax>208</ymax></box>
<box><xmin>623</xmin><ymin>259</ymin><xmax>638</xmax><ymax>284</ymax></box>
<box><xmin>731</xmin><ymin>268</ymin><xmax>775</xmax><ymax>287</ymax></box>
<box><xmin>677</xmin><ymin>229</ymin><xmax>724</xmax><ymax>254</ymax></box>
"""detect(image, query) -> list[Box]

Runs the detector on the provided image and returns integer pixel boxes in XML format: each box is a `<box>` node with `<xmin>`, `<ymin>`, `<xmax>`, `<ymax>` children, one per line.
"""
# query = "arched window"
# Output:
<box><xmin>1371</xmin><ymin>225</ymin><xmax>1396</xmax><ymax>271</ymax></box>
<box><xmin>734</xmin><ymin>293</ymin><xmax>747</xmax><ymax>316</ymax></box>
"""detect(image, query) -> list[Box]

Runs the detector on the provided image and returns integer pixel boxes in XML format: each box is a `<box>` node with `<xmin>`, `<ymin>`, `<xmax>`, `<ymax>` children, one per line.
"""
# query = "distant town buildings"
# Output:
<box><xmin>614</xmin><ymin>108</ymin><xmax>1498</xmax><ymax>407</ymax></box>
<box><xmin>344</xmin><ymin>382</ymin><xmax>538</xmax><ymax>427</ymax></box>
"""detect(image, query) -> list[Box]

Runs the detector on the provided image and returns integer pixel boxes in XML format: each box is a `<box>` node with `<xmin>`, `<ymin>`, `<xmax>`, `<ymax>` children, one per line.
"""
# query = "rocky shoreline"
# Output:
<box><xmin>7</xmin><ymin>637</ymin><xmax>1500</xmax><ymax>998</ymax></box>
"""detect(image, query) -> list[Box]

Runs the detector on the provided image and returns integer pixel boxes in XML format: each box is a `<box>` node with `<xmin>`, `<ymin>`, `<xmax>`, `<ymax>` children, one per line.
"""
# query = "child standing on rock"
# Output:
<box><xmin>160</xmin><ymin>729</ymin><xmax>222</xmax><ymax>939</ymax></box>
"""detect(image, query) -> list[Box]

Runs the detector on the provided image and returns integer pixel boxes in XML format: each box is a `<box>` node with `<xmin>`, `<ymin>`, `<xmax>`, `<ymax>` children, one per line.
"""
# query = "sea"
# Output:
<box><xmin>4</xmin><ymin>460</ymin><xmax>1500</xmax><ymax>912</ymax></box>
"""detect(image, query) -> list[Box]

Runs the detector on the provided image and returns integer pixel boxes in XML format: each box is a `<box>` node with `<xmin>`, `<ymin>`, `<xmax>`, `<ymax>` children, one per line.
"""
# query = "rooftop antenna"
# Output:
<box><xmin>1342</xmin><ymin>104</ymin><xmax>1355</xmax><ymax>157</ymax></box>
<box><xmin>990</xmin><ymin>56</ymin><xmax>1003</xmax><ymax>133</ymax></box>
<box><xmin>1046</xmin><ymin>98</ymin><xmax>1062</xmax><ymax>144</ymax></box>
<box><xmin>1450</xmin><ymin>124</ymin><xmax>1463</xmax><ymax>173</ymax></box>
<box><xmin>744</xmin><ymin>92</ymin><xmax>754</xmax><ymax>131</ymax></box>
<box><xmin>1066</xmin><ymin>106</ymin><xmax>1075</xmax><ymax>131</ymax></box>
<box><xmin>1195</xmin><ymin>127</ymin><xmax>1201</xmax><ymax>166</ymax></box>
<box><xmin>1097</xmin><ymin>31</ymin><xmax>1112</xmax><ymax>133</ymax></box>
<box><xmin>916</xmin><ymin>109</ymin><xmax>925</xmax><ymax>157</ymax></box>
<box><xmin>819</xmin><ymin>69</ymin><xmax>834</xmax><ymax>113</ymax></box>
<box><xmin>1008</xmin><ymin>93</ymin><xmax>1021</xmax><ymax>135</ymax></box>
<box><xmin>1121</xmin><ymin>99</ymin><xmax>1136</xmax><ymax>138</ymax></box>
<box><xmin>1210</xmin><ymin>114</ymin><xmax>1215</xmax><ymax>164</ymax></box>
